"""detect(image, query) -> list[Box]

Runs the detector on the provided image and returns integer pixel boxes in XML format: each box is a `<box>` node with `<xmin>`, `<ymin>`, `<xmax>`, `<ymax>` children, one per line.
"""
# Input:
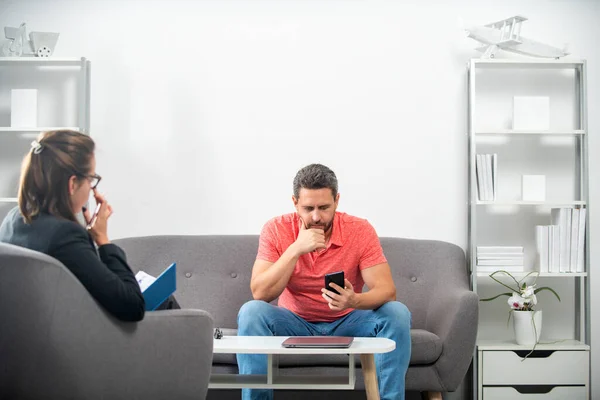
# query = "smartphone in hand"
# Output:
<box><xmin>324</xmin><ymin>271</ymin><xmax>345</xmax><ymax>296</ymax></box>
<box><xmin>85</xmin><ymin>203</ymin><xmax>101</xmax><ymax>230</ymax></box>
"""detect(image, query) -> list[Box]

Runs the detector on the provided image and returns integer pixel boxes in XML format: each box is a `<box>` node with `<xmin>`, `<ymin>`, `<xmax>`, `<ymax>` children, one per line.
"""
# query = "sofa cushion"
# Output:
<box><xmin>211</xmin><ymin>328</ymin><xmax>441</xmax><ymax>366</ymax></box>
<box><xmin>112</xmin><ymin>235</ymin><xmax>258</xmax><ymax>329</ymax></box>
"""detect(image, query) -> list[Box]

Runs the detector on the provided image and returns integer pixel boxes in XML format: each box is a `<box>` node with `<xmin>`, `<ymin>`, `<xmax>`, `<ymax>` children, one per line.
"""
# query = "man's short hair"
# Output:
<box><xmin>293</xmin><ymin>164</ymin><xmax>338</xmax><ymax>199</ymax></box>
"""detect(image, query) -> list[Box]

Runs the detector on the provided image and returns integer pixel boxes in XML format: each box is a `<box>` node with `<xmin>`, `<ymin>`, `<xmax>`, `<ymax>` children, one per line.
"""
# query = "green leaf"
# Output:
<box><xmin>480</xmin><ymin>292</ymin><xmax>512</xmax><ymax>302</ymax></box>
<box><xmin>517</xmin><ymin>271</ymin><xmax>540</xmax><ymax>287</ymax></box>
<box><xmin>534</xmin><ymin>287</ymin><xmax>561</xmax><ymax>302</ymax></box>
<box><xmin>489</xmin><ymin>270</ymin><xmax>520</xmax><ymax>293</ymax></box>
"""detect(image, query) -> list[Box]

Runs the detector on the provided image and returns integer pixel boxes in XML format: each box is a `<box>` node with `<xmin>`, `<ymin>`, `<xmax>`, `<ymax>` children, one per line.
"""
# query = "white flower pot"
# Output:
<box><xmin>513</xmin><ymin>310</ymin><xmax>542</xmax><ymax>345</ymax></box>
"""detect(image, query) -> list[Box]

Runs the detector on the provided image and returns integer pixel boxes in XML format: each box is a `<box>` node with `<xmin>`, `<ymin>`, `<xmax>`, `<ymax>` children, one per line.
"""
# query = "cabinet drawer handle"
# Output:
<box><xmin>510</xmin><ymin>385</ymin><xmax>583</xmax><ymax>394</ymax></box>
<box><xmin>512</xmin><ymin>350</ymin><xmax>555</xmax><ymax>358</ymax></box>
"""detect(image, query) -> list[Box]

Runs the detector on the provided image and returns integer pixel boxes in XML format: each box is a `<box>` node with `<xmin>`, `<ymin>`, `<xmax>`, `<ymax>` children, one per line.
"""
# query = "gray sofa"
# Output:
<box><xmin>0</xmin><ymin>242</ymin><xmax>214</xmax><ymax>400</ymax></box>
<box><xmin>114</xmin><ymin>235</ymin><xmax>478</xmax><ymax>399</ymax></box>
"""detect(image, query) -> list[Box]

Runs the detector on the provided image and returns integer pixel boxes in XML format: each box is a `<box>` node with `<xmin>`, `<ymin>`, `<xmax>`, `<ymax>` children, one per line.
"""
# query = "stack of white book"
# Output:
<box><xmin>475</xmin><ymin>154</ymin><xmax>497</xmax><ymax>201</ymax></box>
<box><xmin>536</xmin><ymin>207</ymin><xmax>586</xmax><ymax>273</ymax></box>
<box><xmin>476</xmin><ymin>246</ymin><xmax>524</xmax><ymax>273</ymax></box>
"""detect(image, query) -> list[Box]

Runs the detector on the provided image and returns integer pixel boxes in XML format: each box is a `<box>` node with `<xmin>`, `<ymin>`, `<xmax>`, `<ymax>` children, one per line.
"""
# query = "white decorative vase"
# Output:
<box><xmin>513</xmin><ymin>310</ymin><xmax>542</xmax><ymax>345</ymax></box>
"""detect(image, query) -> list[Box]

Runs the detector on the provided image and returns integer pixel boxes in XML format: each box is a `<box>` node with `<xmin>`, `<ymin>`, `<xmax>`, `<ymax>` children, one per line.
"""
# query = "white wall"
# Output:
<box><xmin>2</xmin><ymin>0</ymin><xmax>599</xmax><ymax>396</ymax></box>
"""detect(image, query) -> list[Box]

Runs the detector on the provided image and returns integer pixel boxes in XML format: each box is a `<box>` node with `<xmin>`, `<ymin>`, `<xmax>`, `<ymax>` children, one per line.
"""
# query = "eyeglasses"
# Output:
<box><xmin>79</xmin><ymin>173</ymin><xmax>102</xmax><ymax>190</ymax></box>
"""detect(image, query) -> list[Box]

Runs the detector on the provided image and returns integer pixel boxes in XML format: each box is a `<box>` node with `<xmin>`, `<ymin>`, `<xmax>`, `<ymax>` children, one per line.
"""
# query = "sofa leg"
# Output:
<box><xmin>421</xmin><ymin>392</ymin><xmax>443</xmax><ymax>400</ymax></box>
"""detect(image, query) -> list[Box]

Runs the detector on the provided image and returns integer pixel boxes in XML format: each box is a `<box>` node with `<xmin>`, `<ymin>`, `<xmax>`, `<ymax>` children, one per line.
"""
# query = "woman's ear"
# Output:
<box><xmin>68</xmin><ymin>175</ymin><xmax>78</xmax><ymax>196</ymax></box>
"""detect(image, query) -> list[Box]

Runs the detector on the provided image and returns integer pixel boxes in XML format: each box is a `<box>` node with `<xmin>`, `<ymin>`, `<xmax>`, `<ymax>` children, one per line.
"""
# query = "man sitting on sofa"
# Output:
<box><xmin>237</xmin><ymin>163</ymin><xmax>411</xmax><ymax>400</ymax></box>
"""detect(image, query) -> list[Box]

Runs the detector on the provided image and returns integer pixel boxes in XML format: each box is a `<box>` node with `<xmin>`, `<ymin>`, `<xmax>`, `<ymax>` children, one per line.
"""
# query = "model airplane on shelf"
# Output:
<box><xmin>465</xmin><ymin>16</ymin><xmax>569</xmax><ymax>59</ymax></box>
<box><xmin>1</xmin><ymin>23</ymin><xmax>59</xmax><ymax>57</ymax></box>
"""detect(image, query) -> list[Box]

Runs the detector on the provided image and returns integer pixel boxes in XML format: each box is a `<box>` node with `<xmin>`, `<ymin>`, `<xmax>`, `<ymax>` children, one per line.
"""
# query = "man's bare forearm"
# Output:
<box><xmin>352</xmin><ymin>286</ymin><xmax>396</xmax><ymax>310</ymax></box>
<box><xmin>251</xmin><ymin>244</ymin><xmax>301</xmax><ymax>302</ymax></box>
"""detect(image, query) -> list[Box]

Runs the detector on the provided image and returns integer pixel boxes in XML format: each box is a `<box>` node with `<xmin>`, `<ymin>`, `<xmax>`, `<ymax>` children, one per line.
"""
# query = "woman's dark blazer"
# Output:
<box><xmin>0</xmin><ymin>206</ymin><xmax>145</xmax><ymax>321</ymax></box>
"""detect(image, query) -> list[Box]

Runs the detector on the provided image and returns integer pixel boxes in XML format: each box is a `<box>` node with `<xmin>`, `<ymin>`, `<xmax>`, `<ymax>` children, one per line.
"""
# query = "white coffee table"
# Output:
<box><xmin>210</xmin><ymin>336</ymin><xmax>395</xmax><ymax>400</ymax></box>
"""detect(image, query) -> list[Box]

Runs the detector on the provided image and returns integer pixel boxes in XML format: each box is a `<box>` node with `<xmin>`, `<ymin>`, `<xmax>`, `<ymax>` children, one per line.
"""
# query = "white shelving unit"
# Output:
<box><xmin>468</xmin><ymin>59</ymin><xmax>590</xmax><ymax>399</ymax></box>
<box><xmin>0</xmin><ymin>57</ymin><xmax>90</xmax><ymax>218</ymax></box>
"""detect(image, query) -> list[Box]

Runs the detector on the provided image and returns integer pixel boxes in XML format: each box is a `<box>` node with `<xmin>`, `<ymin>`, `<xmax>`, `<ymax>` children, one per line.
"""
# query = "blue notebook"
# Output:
<box><xmin>137</xmin><ymin>263</ymin><xmax>177</xmax><ymax>311</ymax></box>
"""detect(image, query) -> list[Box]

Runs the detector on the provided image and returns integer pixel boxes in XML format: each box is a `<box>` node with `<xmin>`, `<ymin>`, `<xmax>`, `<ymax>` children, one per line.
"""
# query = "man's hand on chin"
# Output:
<box><xmin>294</xmin><ymin>219</ymin><xmax>326</xmax><ymax>255</ymax></box>
<box><xmin>321</xmin><ymin>279</ymin><xmax>356</xmax><ymax>311</ymax></box>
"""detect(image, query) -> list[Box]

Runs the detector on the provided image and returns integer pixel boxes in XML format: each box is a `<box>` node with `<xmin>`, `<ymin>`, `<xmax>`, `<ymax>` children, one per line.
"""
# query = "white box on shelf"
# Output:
<box><xmin>522</xmin><ymin>175</ymin><xmax>546</xmax><ymax>201</ymax></box>
<box><xmin>10</xmin><ymin>89</ymin><xmax>38</xmax><ymax>127</ymax></box>
<box><xmin>512</xmin><ymin>96</ymin><xmax>549</xmax><ymax>130</ymax></box>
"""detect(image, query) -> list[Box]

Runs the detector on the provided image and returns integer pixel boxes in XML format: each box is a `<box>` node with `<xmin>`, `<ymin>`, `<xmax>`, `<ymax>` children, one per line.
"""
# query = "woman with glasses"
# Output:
<box><xmin>0</xmin><ymin>130</ymin><xmax>174</xmax><ymax>321</ymax></box>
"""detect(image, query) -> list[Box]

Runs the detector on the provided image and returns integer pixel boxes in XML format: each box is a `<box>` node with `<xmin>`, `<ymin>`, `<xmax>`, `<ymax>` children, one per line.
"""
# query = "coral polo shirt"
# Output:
<box><xmin>256</xmin><ymin>212</ymin><xmax>387</xmax><ymax>322</ymax></box>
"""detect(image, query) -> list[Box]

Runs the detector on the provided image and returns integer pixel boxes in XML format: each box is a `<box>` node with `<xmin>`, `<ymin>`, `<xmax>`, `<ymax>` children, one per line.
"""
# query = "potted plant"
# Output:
<box><xmin>480</xmin><ymin>270</ymin><xmax>561</xmax><ymax>350</ymax></box>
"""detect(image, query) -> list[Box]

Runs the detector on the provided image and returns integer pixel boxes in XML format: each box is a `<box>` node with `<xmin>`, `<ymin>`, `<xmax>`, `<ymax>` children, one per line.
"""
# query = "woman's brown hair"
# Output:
<box><xmin>18</xmin><ymin>130</ymin><xmax>95</xmax><ymax>223</ymax></box>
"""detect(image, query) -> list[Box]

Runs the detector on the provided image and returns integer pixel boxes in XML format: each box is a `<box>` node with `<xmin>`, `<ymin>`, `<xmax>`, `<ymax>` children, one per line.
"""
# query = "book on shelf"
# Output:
<box><xmin>492</xmin><ymin>154</ymin><xmax>497</xmax><ymax>201</ymax></box>
<box><xmin>476</xmin><ymin>259</ymin><xmax>523</xmax><ymax>266</ymax></box>
<box><xmin>551</xmin><ymin>225</ymin><xmax>560</xmax><ymax>273</ymax></box>
<box><xmin>476</xmin><ymin>154</ymin><xmax>484</xmax><ymax>202</ymax></box>
<box><xmin>482</xmin><ymin>154</ymin><xmax>491</xmax><ymax>201</ymax></box>
<box><xmin>535</xmin><ymin>207</ymin><xmax>586</xmax><ymax>274</ymax></box>
<box><xmin>576</xmin><ymin>208</ymin><xmax>587</xmax><ymax>273</ymax></box>
<box><xmin>477</xmin><ymin>266</ymin><xmax>524</xmax><ymax>273</ymax></box>
<box><xmin>477</xmin><ymin>246</ymin><xmax>523</xmax><ymax>254</ymax></box>
<box><xmin>536</xmin><ymin>225</ymin><xmax>549</xmax><ymax>273</ymax></box>
<box><xmin>536</xmin><ymin>225</ymin><xmax>559</xmax><ymax>273</ymax></box>
<box><xmin>475</xmin><ymin>153</ymin><xmax>497</xmax><ymax>201</ymax></box>
<box><xmin>555</xmin><ymin>208</ymin><xmax>571</xmax><ymax>272</ymax></box>
<box><xmin>570</xmin><ymin>209</ymin><xmax>580</xmax><ymax>270</ymax></box>
<box><xmin>477</xmin><ymin>254</ymin><xmax>523</xmax><ymax>259</ymax></box>
<box><xmin>476</xmin><ymin>246</ymin><xmax>524</xmax><ymax>272</ymax></box>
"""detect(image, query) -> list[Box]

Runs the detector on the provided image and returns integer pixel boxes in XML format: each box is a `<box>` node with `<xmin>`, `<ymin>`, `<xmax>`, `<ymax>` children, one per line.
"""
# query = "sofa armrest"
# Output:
<box><xmin>121</xmin><ymin>310</ymin><xmax>215</xmax><ymax>399</ymax></box>
<box><xmin>425</xmin><ymin>289</ymin><xmax>479</xmax><ymax>391</ymax></box>
<box><xmin>1</xmin><ymin>241</ymin><xmax>216</xmax><ymax>400</ymax></box>
<box><xmin>71</xmin><ymin>309</ymin><xmax>215</xmax><ymax>400</ymax></box>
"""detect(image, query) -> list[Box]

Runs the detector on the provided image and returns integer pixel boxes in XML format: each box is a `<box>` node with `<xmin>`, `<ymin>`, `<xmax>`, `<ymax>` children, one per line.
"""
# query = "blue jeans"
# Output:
<box><xmin>237</xmin><ymin>300</ymin><xmax>411</xmax><ymax>400</ymax></box>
